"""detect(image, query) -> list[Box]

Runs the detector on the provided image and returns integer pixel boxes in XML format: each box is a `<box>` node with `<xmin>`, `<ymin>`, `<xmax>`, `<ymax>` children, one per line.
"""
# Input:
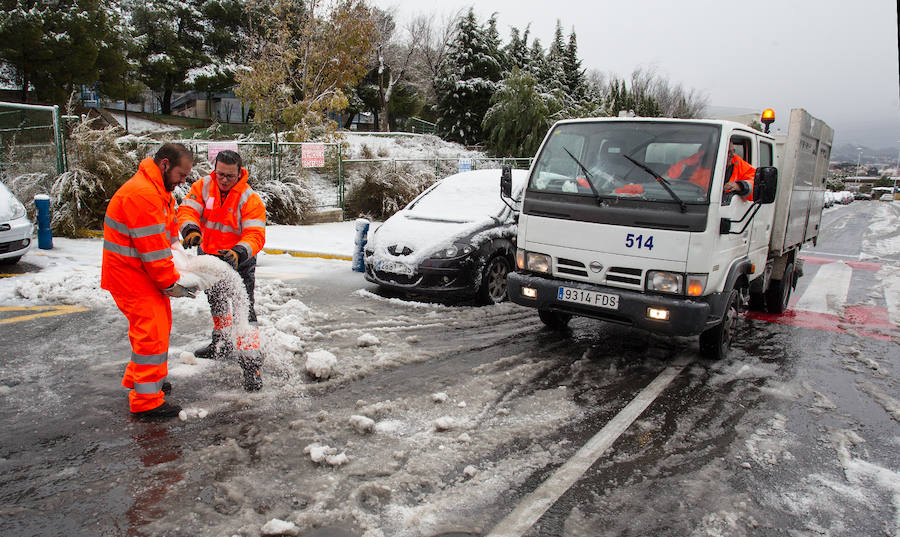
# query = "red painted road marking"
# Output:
<box><xmin>799</xmin><ymin>255</ymin><xmax>882</xmax><ymax>271</ymax></box>
<box><xmin>745</xmin><ymin>305</ymin><xmax>894</xmax><ymax>341</ymax></box>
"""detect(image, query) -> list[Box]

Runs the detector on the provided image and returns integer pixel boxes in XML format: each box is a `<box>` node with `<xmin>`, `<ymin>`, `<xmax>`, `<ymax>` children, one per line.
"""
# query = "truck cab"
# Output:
<box><xmin>507</xmin><ymin>111</ymin><xmax>831</xmax><ymax>359</ymax></box>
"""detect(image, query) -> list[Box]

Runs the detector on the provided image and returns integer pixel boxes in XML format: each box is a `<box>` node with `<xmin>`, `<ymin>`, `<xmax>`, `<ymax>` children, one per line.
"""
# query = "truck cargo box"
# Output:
<box><xmin>772</xmin><ymin>109</ymin><xmax>834</xmax><ymax>255</ymax></box>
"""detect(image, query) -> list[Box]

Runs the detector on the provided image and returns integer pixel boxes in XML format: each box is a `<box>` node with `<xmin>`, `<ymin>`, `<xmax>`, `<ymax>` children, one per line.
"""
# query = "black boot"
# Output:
<box><xmin>131</xmin><ymin>401</ymin><xmax>182</xmax><ymax>421</ymax></box>
<box><xmin>194</xmin><ymin>342</ymin><xmax>217</xmax><ymax>359</ymax></box>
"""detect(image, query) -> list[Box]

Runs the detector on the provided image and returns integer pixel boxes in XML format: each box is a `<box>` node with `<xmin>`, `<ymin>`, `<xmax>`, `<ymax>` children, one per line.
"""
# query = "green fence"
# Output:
<box><xmin>0</xmin><ymin>102</ymin><xmax>68</xmax><ymax>178</ymax></box>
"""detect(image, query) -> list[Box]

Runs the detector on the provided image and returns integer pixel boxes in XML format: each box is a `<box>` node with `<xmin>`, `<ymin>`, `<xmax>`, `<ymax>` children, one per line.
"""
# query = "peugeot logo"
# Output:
<box><xmin>589</xmin><ymin>261</ymin><xmax>603</xmax><ymax>273</ymax></box>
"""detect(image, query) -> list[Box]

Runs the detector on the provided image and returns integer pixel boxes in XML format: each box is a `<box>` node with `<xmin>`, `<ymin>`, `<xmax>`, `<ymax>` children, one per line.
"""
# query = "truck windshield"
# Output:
<box><xmin>529</xmin><ymin>121</ymin><xmax>721</xmax><ymax>204</ymax></box>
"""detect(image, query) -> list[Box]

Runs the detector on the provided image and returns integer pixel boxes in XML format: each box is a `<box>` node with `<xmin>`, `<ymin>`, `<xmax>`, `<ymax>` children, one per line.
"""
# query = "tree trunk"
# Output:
<box><xmin>162</xmin><ymin>87</ymin><xmax>173</xmax><ymax>115</ymax></box>
<box><xmin>20</xmin><ymin>72</ymin><xmax>29</xmax><ymax>103</ymax></box>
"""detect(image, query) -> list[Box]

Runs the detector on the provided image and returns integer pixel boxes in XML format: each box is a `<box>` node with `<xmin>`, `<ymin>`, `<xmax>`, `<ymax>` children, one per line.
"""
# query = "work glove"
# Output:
<box><xmin>218</xmin><ymin>249</ymin><xmax>239</xmax><ymax>270</ymax></box>
<box><xmin>162</xmin><ymin>283</ymin><xmax>198</xmax><ymax>299</ymax></box>
<box><xmin>182</xmin><ymin>230</ymin><xmax>201</xmax><ymax>248</ymax></box>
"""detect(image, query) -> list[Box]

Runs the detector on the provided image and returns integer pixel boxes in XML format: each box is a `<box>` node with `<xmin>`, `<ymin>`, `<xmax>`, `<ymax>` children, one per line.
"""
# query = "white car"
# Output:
<box><xmin>0</xmin><ymin>182</ymin><xmax>34</xmax><ymax>264</ymax></box>
<box><xmin>880</xmin><ymin>193</ymin><xmax>894</xmax><ymax>202</ymax></box>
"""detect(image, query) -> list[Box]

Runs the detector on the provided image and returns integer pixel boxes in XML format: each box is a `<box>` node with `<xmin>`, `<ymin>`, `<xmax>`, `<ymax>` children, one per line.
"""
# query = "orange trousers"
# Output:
<box><xmin>111</xmin><ymin>292</ymin><xmax>171</xmax><ymax>413</ymax></box>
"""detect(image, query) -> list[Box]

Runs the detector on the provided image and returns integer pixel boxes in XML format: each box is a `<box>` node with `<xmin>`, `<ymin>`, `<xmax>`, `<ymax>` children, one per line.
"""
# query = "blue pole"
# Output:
<box><xmin>351</xmin><ymin>218</ymin><xmax>369</xmax><ymax>272</ymax></box>
<box><xmin>34</xmin><ymin>194</ymin><xmax>53</xmax><ymax>249</ymax></box>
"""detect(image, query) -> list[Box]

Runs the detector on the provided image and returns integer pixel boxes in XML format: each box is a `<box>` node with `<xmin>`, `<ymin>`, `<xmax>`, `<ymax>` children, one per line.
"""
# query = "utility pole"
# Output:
<box><xmin>856</xmin><ymin>147</ymin><xmax>863</xmax><ymax>188</ymax></box>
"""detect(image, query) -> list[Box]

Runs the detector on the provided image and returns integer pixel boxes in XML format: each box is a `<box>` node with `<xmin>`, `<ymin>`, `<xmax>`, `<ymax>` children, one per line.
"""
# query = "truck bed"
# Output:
<box><xmin>772</xmin><ymin>109</ymin><xmax>834</xmax><ymax>255</ymax></box>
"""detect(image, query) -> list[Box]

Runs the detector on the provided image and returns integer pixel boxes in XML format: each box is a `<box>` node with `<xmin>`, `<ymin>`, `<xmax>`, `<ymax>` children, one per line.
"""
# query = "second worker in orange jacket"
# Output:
<box><xmin>176</xmin><ymin>150</ymin><xmax>267</xmax><ymax>391</ymax></box>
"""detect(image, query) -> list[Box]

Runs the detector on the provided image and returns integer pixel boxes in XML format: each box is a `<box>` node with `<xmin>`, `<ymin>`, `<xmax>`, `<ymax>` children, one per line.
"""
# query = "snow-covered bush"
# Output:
<box><xmin>51</xmin><ymin>120</ymin><xmax>146</xmax><ymax>236</ymax></box>
<box><xmin>254</xmin><ymin>171</ymin><xmax>318</xmax><ymax>225</ymax></box>
<box><xmin>343</xmin><ymin>162</ymin><xmax>437</xmax><ymax>220</ymax></box>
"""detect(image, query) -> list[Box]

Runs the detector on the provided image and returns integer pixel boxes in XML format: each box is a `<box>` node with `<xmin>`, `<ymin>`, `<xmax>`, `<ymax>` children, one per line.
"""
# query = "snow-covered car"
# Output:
<box><xmin>364</xmin><ymin>168</ymin><xmax>528</xmax><ymax>304</ymax></box>
<box><xmin>880</xmin><ymin>193</ymin><xmax>894</xmax><ymax>202</ymax></box>
<box><xmin>0</xmin><ymin>182</ymin><xmax>33</xmax><ymax>264</ymax></box>
<box><xmin>823</xmin><ymin>191</ymin><xmax>834</xmax><ymax>208</ymax></box>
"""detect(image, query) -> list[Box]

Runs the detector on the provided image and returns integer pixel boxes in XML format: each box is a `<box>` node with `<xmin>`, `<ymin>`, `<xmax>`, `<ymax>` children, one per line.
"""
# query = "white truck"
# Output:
<box><xmin>503</xmin><ymin>109</ymin><xmax>833</xmax><ymax>359</ymax></box>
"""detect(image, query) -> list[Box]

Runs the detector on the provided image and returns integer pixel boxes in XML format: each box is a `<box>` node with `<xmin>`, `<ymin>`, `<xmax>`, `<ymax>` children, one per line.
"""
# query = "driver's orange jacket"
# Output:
<box><xmin>176</xmin><ymin>168</ymin><xmax>266</xmax><ymax>259</ymax></box>
<box><xmin>667</xmin><ymin>152</ymin><xmax>756</xmax><ymax>200</ymax></box>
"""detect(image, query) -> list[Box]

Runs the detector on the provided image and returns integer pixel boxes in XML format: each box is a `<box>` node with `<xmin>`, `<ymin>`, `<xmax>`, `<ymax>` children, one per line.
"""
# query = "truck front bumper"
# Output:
<box><xmin>508</xmin><ymin>272</ymin><xmax>713</xmax><ymax>336</ymax></box>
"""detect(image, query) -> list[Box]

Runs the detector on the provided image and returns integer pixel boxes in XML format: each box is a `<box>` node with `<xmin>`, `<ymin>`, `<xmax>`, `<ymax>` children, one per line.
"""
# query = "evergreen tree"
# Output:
<box><xmin>128</xmin><ymin>0</ymin><xmax>206</xmax><ymax>114</ymax></box>
<box><xmin>526</xmin><ymin>38</ymin><xmax>546</xmax><ymax>82</ymax></box>
<box><xmin>504</xmin><ymin>26</ymin><xmax>530</xmax><ymax>72</ymax></box>
<box><xmin>483</xmin><ymin>68</ymin><xmax>560</xmax><ymax>156</ymax></box>
<box><xmin>0</xmin><ymin>0</ymin><xmax>127</xmax><ymax>104</ymax></box>
<box><xmin>563</xmin><ymin>31</ymin><xmax>586</xmax><ymax>101</ymax></box>
<box><xmin>540</xmin><ymin>20</ymin><xmax>567</xmax><ymax>91</ymax></box>
<box><xmin>435</xmin><ymin>9</ymin><xmax>502</xmax><ymax>145</ymax></box>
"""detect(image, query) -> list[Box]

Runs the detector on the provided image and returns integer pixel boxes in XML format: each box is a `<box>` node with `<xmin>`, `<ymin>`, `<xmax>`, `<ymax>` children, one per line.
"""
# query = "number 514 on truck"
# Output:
<box><xmin>502</xmin><ymin>109</ymin><xmax>833</xmax><ymax>359</ymax></box>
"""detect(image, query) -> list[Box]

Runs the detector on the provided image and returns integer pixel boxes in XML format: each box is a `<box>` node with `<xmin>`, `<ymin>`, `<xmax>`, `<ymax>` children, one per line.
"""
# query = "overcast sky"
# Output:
<box><xmin>371</xmin><ymin>0</ymin><xmax>900</xmax><ymax>152</ymax></box>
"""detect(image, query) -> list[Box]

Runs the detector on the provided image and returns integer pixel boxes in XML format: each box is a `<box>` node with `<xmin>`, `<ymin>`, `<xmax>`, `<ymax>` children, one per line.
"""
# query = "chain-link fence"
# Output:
<box><xmin>0</xmin><ymin>102</ymin><xmax>67</xmax><ymax>180</ymax></box>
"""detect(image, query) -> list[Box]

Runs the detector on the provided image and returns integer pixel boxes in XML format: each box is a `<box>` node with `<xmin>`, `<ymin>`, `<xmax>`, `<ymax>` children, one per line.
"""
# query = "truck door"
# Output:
<box><xmin>716</xmin><ymin>134</ymin><xmax>754</xmax><ymax>268</ymax></box>
<box><xmin>748</xmin><ymin>140</ymin><xmax>775</xmax><ymax>270</ymax></box>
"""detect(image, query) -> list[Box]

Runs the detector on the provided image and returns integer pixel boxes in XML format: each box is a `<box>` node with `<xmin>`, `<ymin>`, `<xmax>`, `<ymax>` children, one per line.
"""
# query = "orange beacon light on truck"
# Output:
<box><xmin>761</xmin><ymin>109</ymin><xmax>775</xmax><ymax>133</ymax></box>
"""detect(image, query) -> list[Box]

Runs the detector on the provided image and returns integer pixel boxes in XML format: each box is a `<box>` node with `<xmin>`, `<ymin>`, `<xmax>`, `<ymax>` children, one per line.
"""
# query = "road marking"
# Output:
<box><xmin>484</xmin><ymin>359</ymin><xmax>687</xmax><ymax>537</ymax></box>
<box><xmin>803</xmin><ymin>251</ymin><xmax>860</xmax><ymax>260</ymax></box>
<box><xmin>793</xmin><ymin>261</ymin><xmax>853</xmax><ymax>316</ymax></box>
<box><xmin>0</xmin><ymin>305</ymin><xmax>90</xmax><ymax>325</ymax></box>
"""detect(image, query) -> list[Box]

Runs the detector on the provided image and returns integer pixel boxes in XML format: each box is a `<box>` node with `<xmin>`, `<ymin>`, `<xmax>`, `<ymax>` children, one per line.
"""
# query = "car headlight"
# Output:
<box><xmin>526</xmin><ymin>252</ymin><xmax>552</xmax><ymax>274</ymax></box>
<box><xmin>646</xmin><ymin>271</ymin><xmax>683</xmax><ymax>294</ymax></box>
<box><xmin>10</xmin><ymin>199</ymin><xmax>26</xmax><ymax>220</ymax></box>
<box><xmin>430</xmin><ymin>243</ymin><xmax>475</xmax><ymax>259</ymax></box>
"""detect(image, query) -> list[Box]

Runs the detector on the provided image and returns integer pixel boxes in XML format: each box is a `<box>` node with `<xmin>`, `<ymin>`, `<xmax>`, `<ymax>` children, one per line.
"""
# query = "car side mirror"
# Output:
<box><xmin>753</xmin><ymin>166</ymin><xmax>777</xmax><ymax>204</ymax></box>
<box><xmin>500</xmin><ymin>165</ymin><xmax>512</xmax><ymax>199</ymax></box>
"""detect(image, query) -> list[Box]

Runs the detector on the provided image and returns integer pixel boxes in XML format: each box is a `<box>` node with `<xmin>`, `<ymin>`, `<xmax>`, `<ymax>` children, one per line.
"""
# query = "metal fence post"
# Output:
<box><xmin>51</xmin><ymin>105</ymin><xmax>64</xmax><ymax>174</ymax></box>
<box><xmin>338</xmin><ymin>143</ymin><xmax>344</xmax><ymax>211</ymax></box>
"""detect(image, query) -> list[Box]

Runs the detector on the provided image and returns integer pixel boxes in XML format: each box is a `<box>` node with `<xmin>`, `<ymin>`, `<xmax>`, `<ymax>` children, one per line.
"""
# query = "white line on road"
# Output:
<box><xmin>793</xmin><ymin>261</ymin><xmax>853</xmax><ymax>316</ymax></box>
<box><xmin>484</xmin><ymin>357</ymin><xmax>688</xmax><ymax>537</ymax></box>
<box><xmin>804</xmin><ymin>251</ymin><xmax>861</xmax><ymax>260</ymax></box>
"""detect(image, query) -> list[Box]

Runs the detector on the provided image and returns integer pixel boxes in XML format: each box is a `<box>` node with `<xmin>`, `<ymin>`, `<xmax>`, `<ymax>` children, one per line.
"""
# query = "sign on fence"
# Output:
<box><xmin>302</xmin><ymin>143</ymin><xmax>325</xmax><ymax>168</ymax></box>
<box><xmin>458</xmin><ymin>158</ymin><xmax>472</xmax><ymax>172</ymax></box>
<box><xmin>207</xmin><ymin>142</ymin><xmax>238</xmax><ymax>164</ymax></box>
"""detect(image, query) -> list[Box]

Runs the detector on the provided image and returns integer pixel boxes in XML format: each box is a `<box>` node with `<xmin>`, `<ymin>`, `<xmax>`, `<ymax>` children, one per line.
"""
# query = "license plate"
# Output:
<box><xmin>557</xmin><ymin>286</ymin><xmax>619</xmax><ymax>309</ymax></box>
<box><xmin>377</xmin><ymin>260</ymin><xmax>415</xmax><ymax>276</ymax></box>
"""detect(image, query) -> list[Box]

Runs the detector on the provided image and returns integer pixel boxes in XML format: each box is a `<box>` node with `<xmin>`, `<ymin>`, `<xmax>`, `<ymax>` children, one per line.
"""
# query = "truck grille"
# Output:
<box><xmin>605</xmin><ymin>266</ymin><xmax>643</xmax><ymax>287</ymax></box>
<box><xmin>555</xmin><ymin>257</ymin><xmax>588</xmax><ymax>278</ymax></box>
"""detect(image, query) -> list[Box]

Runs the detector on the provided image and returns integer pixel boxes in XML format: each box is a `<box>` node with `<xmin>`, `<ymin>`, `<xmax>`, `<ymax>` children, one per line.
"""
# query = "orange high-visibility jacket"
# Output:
<box><xmin>101</xmin><ymin>158</ymin><xmax>181</xmax><ymax>296</ymax></box>
<box><xmin>729</xmin><ymin>154</ymin><xmax>756</xmax><ymax>201</ymax></box>
<box><xmin>176</xmin><ymin>169</ymin><xmax>266</xmax><ymax>261</ymax></box>
<box><xmin>667</xmin><ymin>152</ymin><xmax>756</xmax><ymax>200</ymax></box>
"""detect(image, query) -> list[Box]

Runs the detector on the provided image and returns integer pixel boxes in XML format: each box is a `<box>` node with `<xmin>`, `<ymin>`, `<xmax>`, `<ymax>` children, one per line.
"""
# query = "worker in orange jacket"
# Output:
<box><xmin>667</xmin><ymin>141</ymin><xmax>756</xmax><ymax>201</ymax></box>
<box><xmin>176</xmin><ymin>150</ymin><xmax>267</xmax><ymax>391</ymax></box>
<box><xmin>102</xmin><ymin>143</ymin><xmax>198</xmax><ymax>420</ymax></box>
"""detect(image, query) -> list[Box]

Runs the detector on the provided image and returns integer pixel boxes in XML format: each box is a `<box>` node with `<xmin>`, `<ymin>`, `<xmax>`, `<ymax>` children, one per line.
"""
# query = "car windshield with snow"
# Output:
<box><xmin>364</xmin><ymin>168</ymin><xmax>528</xmax><ymax>304</ymax></box>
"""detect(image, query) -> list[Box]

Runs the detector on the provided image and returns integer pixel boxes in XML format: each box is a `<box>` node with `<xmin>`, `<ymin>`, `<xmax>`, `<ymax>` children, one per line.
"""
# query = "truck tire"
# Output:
<box><xmin>699</xmin><ymin>290</ymin><xmax>739</xmax><ymax>360</ymax></box>
<box><xmin>764</xmin><ymin>262</ymin><xmax>794</xmax><ymax>314</ymax></box>
<box><xmin>539</xmin><ymin>309</ymin><xmax>572</xmax><ymax>331</ymax></box>
<box><xmin>477</xmin><ymin>254</ymin><xmax>511</xmax><ymax>305</ymax></box>
<box><xmin>748</xmin><ymin>292</ymin><xmax>766</xmax><ymax>310</ymax></box>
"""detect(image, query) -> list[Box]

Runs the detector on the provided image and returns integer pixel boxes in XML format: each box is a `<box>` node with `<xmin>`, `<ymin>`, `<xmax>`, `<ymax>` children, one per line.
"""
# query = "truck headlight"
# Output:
<box><xmin>526</xmin><ymin>252</ymin><xmax>552</xmax><ymax>274</ymax></box>
<box><xmin>646</xmin><ymin>271</ymin><xmax>683</xmax><ymax>294</ymax></box>
<box><xmin>686</xmin><ymin>274</ymin><xmax>708</xmax><ymax>297</ymax></box>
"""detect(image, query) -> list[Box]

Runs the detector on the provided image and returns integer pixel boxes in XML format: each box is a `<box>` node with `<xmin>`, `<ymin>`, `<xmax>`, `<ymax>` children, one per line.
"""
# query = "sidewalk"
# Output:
<box><xmin>264</xmin><ymin>221</ymin><xmax>370</xmax><ymax>260</ymax></box>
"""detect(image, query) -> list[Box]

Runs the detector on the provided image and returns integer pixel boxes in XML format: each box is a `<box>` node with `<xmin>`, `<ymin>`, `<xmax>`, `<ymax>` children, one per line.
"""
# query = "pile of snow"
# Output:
<box><xmin>303</xmin><ymin>443</ymin><xmax>349</xmax><ymax>466</ymax></box>
<box><xmin>342</xmin><ymin>133</ymin><xmax>484</xmax><ymax>160</ymax></box>
<box><xmin>305</xmin><ymin>349</ymin><xmax>337</xmax><ymax>379</ymax></box>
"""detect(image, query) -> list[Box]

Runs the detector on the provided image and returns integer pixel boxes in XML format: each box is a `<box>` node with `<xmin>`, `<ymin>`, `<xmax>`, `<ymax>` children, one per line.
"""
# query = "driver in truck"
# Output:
<box><xmin>667</xmin><ymin>140</ymin><xmax>756</xmax><ymax>200</ymax></box>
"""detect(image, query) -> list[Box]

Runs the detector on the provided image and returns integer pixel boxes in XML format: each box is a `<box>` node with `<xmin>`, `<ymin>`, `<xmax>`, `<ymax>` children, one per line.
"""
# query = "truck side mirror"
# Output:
<box><xmin>500</xmin><ymin>165</ymin><xmax>512</xmax><ymax>199</ymax></box>
<box><xmin>753</xmin><ymin>167</ymin><xmax>778</xmax><ymax>204</ymax></box>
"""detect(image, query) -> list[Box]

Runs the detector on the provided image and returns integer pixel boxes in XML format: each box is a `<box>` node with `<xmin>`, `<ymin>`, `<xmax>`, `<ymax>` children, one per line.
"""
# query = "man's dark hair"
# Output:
<box><xmin>154</xmin><ymin>143</ymin><xmax>192</xmax><ymax>167</ymax></box>
<box><xmin>215</xmin><ymin>149</ymin><xmax>243</xmax><ymax>170</ymax></box>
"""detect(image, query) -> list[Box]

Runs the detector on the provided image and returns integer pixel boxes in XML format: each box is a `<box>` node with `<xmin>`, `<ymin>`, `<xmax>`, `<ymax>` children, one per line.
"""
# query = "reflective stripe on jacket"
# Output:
<box><xmin>176</xmin><ymin>168</ymin><xmax>266</xmax><ymax>258</ymax></box>
<box><xmin>101</xmin><ymin>158</ymin><xmax>180</xmax><ymax>296</ymax></box>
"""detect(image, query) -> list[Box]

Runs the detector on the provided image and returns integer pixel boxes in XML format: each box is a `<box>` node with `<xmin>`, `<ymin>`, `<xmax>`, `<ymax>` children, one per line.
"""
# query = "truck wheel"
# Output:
<box><xmin>539</xmin><ymin>309</ymin><xmax>572</xmax><ymax>331</ymax></box>
<box><xmin>748</xmin><ymin>292</ymin><xmax>766</xmax><ymax>310</ymax></box>
<box><xmin>477</xmin><ymin>254</ymin><xmax>511</xmax><ymax>305</ymax></box>
<box><xmin>764</xmin><ymin>262</ymin><xmax>794</xmax><ymax>314</ymax></box>
<box><xmin>699</xmin><ymin>290</ymin><xmax>739</xmax><ymax>360</ymax></box>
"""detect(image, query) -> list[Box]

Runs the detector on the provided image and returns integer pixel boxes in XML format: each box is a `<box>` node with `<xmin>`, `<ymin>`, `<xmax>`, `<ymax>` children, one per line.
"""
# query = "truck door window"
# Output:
<box><xmin>760</xmin><ymin>142</ymin><xmax>773</xmax><ymax>167</ymax></box>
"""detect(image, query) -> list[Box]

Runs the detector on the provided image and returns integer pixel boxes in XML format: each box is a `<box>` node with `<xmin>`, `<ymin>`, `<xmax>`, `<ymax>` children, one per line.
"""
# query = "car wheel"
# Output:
<box><xmin>0</xmin><ymin>255</ymin><xmax>22</xmax><ymax>265</ymax></box>
<box><xmin>538</xmin><ymin>309</ymin><xmax>572</xmax><ymax>331</ymax></box>
<box><xmin>477</xmin><ymin>254</ymin><xmax>511</xmax><ymax>305</ymax></box>
<box><xmin>764</xmin><ymin>262</ymin><xmax>794</xmax><ymax>314</ymax></box>
<box><xmin>699</xmin><ymin>289</ymin><xmax>739</xmax><ymax>360</ymax></box>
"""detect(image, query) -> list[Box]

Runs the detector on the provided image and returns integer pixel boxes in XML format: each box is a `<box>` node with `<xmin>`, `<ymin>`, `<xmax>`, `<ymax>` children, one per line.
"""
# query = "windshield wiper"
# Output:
<box><xmin>562</xmin><ymin>148</ymin><xmax>602</xmax><ymax>201</ymax></box>
<box><xmin>621</xmin><ymin>154</ymin><xmax>687</xmax><ymax>213</ymax></box>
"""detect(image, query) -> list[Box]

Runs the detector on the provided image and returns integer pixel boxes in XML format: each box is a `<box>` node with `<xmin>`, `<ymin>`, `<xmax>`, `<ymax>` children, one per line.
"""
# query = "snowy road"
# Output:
<box><xmin>1</xmin><ymin>201</ymin><xmax>898</xmax><ymax>537</ymax></box>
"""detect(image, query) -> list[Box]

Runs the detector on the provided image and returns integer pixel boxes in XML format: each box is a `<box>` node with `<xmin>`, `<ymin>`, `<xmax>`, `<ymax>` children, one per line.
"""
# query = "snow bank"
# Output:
<box><xmin>306</xmin><ymin>349</ymin><xmax>337</xmax><ymax>379</ymax></box>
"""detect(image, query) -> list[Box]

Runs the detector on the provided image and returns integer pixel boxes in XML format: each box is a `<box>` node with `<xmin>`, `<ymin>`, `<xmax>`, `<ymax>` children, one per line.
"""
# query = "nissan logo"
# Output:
<box><xmin>589</xmin><ymin>261</ymin><xmax>603</xmax><ymax>273</ymax></box>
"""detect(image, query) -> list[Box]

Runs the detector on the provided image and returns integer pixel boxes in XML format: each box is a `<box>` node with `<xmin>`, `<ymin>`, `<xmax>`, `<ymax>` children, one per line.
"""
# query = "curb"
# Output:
<box><xmin>263</xmin><ymin>248</ymin><xmax>353</xmax><ymax>261</ymax></box>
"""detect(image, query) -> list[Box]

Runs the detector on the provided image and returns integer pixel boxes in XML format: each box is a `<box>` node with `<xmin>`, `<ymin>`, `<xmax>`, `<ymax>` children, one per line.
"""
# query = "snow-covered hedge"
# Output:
<box><xmin>343</xmin><ymin>162</ymin><xmax>439</xmax><ymax>220</ymax></box>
